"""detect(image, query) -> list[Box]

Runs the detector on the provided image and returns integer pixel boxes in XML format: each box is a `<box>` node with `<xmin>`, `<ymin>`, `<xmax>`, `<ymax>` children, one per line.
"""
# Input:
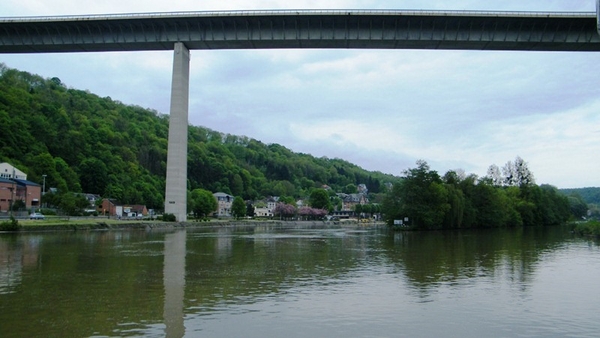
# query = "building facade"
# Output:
<box><xmin>213</xmin><ymin>192</ymin><xmax>234</xmax><ymax>217</ymax></box>
<box><xmin>0</xmin><ymin>177</ymin><xmax>42</xmax><ymax>213</ymax></box>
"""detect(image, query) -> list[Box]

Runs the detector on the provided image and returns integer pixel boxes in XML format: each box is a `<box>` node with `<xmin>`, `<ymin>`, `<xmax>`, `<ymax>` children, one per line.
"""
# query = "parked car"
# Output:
<box><xmin>29</xmin><ymin>212</ymin><xmax>45</xmax><ymax>220</ymax></box>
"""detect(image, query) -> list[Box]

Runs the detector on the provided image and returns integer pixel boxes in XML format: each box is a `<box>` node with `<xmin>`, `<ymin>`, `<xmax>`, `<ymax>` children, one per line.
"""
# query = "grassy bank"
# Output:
<box><xmin>0</xmin><ymin>218</ymin><xmax>297</xmax><ymax>232</ymax></box>
<box><xmin>572</xmin><ymin>220</ymin><xmax>600</xmax><ymax>237</ymax></box>
<box><xmin>1</xmin><ymin>218</ymin><xmax>168</xmax><ymax>232</ymax></box>
<box><xmin>1</xmin><ymin>217</ymin><xmax>384</xmax><ymax>232</ymax></box>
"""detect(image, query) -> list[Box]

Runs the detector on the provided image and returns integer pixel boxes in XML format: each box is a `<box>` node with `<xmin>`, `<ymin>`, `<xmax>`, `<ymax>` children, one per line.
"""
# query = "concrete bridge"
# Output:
<box><xmin>2</xmin><ymin>7</ymin><xmax>600</xmax><ymax>221</ymax></box>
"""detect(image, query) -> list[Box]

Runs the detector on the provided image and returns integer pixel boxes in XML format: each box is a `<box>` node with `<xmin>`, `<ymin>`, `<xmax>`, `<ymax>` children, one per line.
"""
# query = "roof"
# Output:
<box><xmin>125</xmin><ymin>205</ymin><xmax>147</xmax><ymax>212</ymax></box>
<box><xmin>343</xmin><ymin>193</ymin><xmax>367</xmax><ymax>203</ymax></box>
<box><xmin>11</xmin><ymin>178</ymin><xmax>41</xmax><ymax>187</ymax></box>
<box><xmin>213</xmin><ymin>192</ymin><xmax>233</xmax><ymax>197</ymax></box>
<box><xmin>81</xmin><ymin>193</ymin><xmax>101</xmax><ymax>198</ymax></box>
<box><xmin>103</xmin><ymin>198</ymin><xmax>122</xmax><ymax>206</ymax></box>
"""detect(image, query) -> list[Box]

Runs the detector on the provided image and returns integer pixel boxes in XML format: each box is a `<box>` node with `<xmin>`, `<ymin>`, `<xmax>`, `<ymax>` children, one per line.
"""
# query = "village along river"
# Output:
<box><xmin>1</xmin><ymin>223</ymin><xmax>599</xmax><ymax>337</ymax></box>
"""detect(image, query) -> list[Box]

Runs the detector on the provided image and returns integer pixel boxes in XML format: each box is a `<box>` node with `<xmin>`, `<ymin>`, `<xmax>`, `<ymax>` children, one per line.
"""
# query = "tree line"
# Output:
<box><xmin>383</xmin><ymin>159</ymin><xmax>574</xmax><ymax>229</ymax></box>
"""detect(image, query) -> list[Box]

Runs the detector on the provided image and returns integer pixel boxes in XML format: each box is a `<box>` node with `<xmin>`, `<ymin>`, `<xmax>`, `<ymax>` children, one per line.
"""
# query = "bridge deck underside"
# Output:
<box><xmin>1</xmin><ymin>13</ymin><xmax>600</xmax><ymax>53</ymax></box>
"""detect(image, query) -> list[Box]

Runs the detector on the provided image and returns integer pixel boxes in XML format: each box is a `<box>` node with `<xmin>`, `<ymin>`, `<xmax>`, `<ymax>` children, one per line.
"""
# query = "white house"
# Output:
<box><xmin>254</xmin><ymin>206</ymin><xmax>273</xmax><ymax>217</ymax></box>
<box><xmin>0</xmin><ymin>163</ymin><xmax>27</xmax><ymax>180</ymax></box>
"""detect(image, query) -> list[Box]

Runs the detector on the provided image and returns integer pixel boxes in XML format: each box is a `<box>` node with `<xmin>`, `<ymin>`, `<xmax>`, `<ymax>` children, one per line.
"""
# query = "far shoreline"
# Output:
<box><xmin>1</xmin><ymin>218</ymin><xmax>386</xmax><ymax>233</ymax></box>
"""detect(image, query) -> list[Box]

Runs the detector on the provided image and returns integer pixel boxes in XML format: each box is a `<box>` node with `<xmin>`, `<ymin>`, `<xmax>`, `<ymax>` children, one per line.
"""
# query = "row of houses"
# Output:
<box><xmin>213</xmin><ymin>191</ymin><xmax>369</xmax><ymax>218</ymax></box>
<box><xmin>73</xmin><ymin>191</ymin><xmax>369</xmax><ymax>219</ymax></box>
<box><xmin>1</xmin><ymin>162</ymin><xmax>371</xmax><ymax>219</ymax></box>
<box><xmin>97</xmin><ymin>199</ymin><xmax>149</xmax><ymax>218</ymax></box>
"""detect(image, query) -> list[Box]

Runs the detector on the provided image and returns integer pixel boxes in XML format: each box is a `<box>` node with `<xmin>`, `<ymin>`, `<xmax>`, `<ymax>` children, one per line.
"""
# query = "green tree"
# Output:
<box><xmin>383</xmin><ymin>160</ymin><xmax>449</xmax><ymax>229</ymax></box>
<box><xmin>354</xmin><ymin>204</ymin><xmax>363</xmax><ymax>218</ymax></box>
<box><xmin>279</xmin><ymin>196</ymin><xmax>296</xmax><ymax>205</ymax></box>
<box><xmin>190</xmin><ymin>189</ymin><xmax>217</xmax><ymax>220</ymax></box>
<box><xmin>309</xmin><ymin>189</ymin><xmax>332</xmax><ymax>211</ymax></box>
<box><xmin>246</xmin><ymin>202</ymin><xmax>255</xmax><ymax>218</ymax></box>
<box><xmin>79</xmin><ymin>157</ymin><xmax>108</xmax><ymax>195</ymax></box>
<box><xmin>57</xmin><ymin>193</ymin><xmax>89</xmax><ymax>216</ymax></box>
<box><xmin>343</xmin><ymin>184</ymin><xmax>357</xmax><ymax>194</ymax></box>
<box><xmin>470</xmin><ymin>181</ymin><xmax>511</xmax><ymax>228</ymax></box>
<box><xmin>568</xmin><ymin>194</ymin><xmax>588</xmax><ymax>220</ymax></box>
<box><xmin>442</xmin><ymin>172</ymin><xmax>467</xmax><ymax>229</ymax></box>
<box><xmin>230</xmin><ymin>173</ymin><xmax>244</xmax><ymax>197</ymax></box>
<box><xmin>231</xmin><ymin>196</ymin><xmax>246</xmax><ymax>219</ymax></box>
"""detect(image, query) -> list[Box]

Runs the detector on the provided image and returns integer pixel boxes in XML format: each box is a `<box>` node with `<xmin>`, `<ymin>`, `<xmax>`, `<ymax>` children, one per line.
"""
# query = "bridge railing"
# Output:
<box><xmin>0</xmin><ymin>9</ymin><xmax>595</xmax><ymax>23</ymax></box>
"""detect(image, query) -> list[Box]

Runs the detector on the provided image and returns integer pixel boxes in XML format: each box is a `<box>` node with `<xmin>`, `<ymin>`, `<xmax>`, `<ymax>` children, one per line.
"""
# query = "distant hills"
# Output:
<box><xmin>559</xmin><ymin>187</ymin><xmax>600</xmax><ymax>205</ymax></box>
<box><xmin>0</xmin><ymin>64</ymin><xmax>401</xmax><ymax>209</ymax></box>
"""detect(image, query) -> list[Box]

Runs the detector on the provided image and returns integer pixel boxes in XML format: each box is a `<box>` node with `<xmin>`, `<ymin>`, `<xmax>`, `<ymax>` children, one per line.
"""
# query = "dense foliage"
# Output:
<box><xmin>189</xmin><ymin>188</ymin><xmax>217</xmax><ymax>220</ymax></box>
<box><xmin>573</xmin><ymin>220</ymin><xmax>600</xmax><ymax>237</ymax></box>
<box><xmin>383</xmin><ymin>160</ymin><xmax>572</xmax><ymax>229</ymax></box>
<box><xmin>560</xmin><ymin>187</ymin><xmax>600</xmax><ymax>205</ymax></box>
<box><xmin>308</xmin><ymin>189</ymin><xmax>332</xmax><ymax>211</ymax></box>
<box><xmin>0</xmin><ymin>216</ymin><xmax>19</xmax><ymax>231</ymax></box>
<box><xmin>0</xmin><ymin>64</ymin><xmax>400</xmax><ymax>210</ymax></box>
<box><xmin>560</xmin><ymin>188</ymin><xmax>600</xmax><ymax>219</ymax></box>
<box><xmin>231</xmin><ymin>196</ymin><xmax>246</xmax><ymax>219</ymax></box>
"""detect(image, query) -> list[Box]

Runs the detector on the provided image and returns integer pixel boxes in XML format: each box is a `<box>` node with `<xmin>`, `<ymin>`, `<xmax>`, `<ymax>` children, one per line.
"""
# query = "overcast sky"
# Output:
<box><xmin>2</xmin><ymin>0</ymin><xmax>599</xmax><ymax>189</ymax></box>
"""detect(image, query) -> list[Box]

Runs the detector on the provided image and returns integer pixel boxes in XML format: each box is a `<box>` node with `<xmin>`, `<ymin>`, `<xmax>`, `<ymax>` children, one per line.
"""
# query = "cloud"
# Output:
<box><xmin>3</xmin><ymin>0</ymin><xmax>596</xmax><ymax>17</ymax></box>
<box><xmin>2</xmin><ymin>0</ymin><xmax>600</xmax><ymax>188</ymax></box>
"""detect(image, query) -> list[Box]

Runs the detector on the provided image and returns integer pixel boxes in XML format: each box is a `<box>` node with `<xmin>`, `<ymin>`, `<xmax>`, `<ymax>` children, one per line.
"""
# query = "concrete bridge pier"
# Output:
<box><xmin>164</xmin><ymin>42</ymin><xmax>190</xmax><ymax>221</ymax></box>
<box><xmin>597</xmin><ymin>0</ymin><xmax>600</xmax><ymax>36</ymax></box>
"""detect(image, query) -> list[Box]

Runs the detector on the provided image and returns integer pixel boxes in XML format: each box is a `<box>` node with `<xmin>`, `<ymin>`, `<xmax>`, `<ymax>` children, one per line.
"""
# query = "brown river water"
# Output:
<box><xmin>1</xmin><ymin>223</ymin><xmax>599</xmax><ymax>337</ymax></box>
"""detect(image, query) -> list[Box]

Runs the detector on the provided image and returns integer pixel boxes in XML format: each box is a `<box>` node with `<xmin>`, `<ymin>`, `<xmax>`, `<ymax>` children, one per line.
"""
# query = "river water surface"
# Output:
<box><xmin>1</xmin><ymin>224</ymin><xmax>599</xmax><ymax>337</ymax></box>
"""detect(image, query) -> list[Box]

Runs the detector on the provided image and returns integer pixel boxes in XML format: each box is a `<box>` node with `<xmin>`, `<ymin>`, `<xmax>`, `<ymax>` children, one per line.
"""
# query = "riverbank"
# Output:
<box><xmin>572</xmin><ymin>220</ymin><xmax>600</xmax><ymax>237</ymax></box>
<box><xmin>1</xmin><ymin>218</ymin><xmax>386</xmax><ymax>232</ymax></box>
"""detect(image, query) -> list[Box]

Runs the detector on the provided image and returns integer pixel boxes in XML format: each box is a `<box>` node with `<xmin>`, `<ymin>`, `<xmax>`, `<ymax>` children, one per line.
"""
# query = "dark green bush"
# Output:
<box><xmin>40</xmin><ymin>209</ymin><xmax>57</xmax><ymax>215</ymax></box>
<box><xmin>162</xmin><ymin>213</ymin><xmax>176</xmax><ymax>222</ymax></box>
<box><xmin>0</xmin><ymin>217</ymin><xmax>19</xmax><ymax>231</ymax></box>
<box><xmin>573</xmin><ymin>220</ymin><xmax>600</xmax><ymax>236</ymax></box>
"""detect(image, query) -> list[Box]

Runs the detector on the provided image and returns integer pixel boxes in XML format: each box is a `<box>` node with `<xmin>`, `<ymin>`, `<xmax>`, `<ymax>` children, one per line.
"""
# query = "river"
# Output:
<box><xmin>1</xmin><ymin>223</ymin><xmax>599</xmax><ymax>337</ymax></box>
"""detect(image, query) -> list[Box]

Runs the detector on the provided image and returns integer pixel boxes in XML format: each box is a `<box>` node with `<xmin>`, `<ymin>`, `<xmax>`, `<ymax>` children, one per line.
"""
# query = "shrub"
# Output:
<box><xmin>0</xmin><ymin>216</ymin><xmax>19</xmax><ymax>231</ymax></box>
<box><xmin>573</xmin><ymin>220</ymin><xmax>600</xmax><ymax>236</ymax></box>
<box><xmin>162</xmin><ymin>213</ymin><xmax>177</xmax><ymax>222</ymax></box>
<box><xmin>40</xmin><ymin>208</ymin><xmax>57</xmax><ymax>215</ymax></box>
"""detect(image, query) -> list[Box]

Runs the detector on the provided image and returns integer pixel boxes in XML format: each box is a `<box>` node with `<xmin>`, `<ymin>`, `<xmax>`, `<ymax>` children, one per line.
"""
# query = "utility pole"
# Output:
<box><xmin>42</xmin><ymin>174</ymin><xmax>46</xmax><ymax>208</ymax></box>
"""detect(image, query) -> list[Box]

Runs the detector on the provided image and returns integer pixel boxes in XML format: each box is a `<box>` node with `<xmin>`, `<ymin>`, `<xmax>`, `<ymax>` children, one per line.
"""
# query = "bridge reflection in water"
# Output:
<box><xmin>163</xmin><ymin>230</ymin><xmax>186</xmax><ymax>338</ymax></box>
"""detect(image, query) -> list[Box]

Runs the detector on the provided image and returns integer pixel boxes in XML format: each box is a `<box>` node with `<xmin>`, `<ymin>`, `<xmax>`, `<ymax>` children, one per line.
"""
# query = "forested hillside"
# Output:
<box><xmin>560</xmin><ymin>187</ymin><xmax>600</xmax><ymax>205</ymax></box>
<box><xmin>0</xmin><ymin>64</ymin><xmax>400</xmax><ymax>209</ymax></box>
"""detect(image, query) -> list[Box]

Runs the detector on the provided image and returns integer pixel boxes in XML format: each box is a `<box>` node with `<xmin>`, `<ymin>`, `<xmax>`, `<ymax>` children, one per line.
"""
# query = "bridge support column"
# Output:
<box><xmin>164</xmin><ymin>42</ymin><xmax>190</xmax><ymax>221</ymax></box>
<box><xmin>597</xmin><ymin>0</ymin><xmax>600</xmax><ymax>36</ymax></box>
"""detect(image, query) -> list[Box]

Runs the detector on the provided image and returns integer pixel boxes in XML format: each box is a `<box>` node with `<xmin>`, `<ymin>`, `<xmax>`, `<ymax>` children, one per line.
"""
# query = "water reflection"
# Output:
<box><xmin>0</xmin><ymin>236</ymin><xmax>22</xmax><ymax>295</ymax></box>
<box><xmin>0</xmin><ymin>225</ymin><xmax>598</xmax><ymax>338</ymax></box>
<box><xmin>163</xmin><ymin>229</ymin><xmax>186</xmax><ymax>338</ymax></box>
<box><xmin>0</xmin><ymin>235</ymin><xmax>41</xmax><ymax>295</ymax></box>
<box><xmin>386</xmin><ymin>227</ymin><xmax>568</xmax><ymax>294</ymax></box>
